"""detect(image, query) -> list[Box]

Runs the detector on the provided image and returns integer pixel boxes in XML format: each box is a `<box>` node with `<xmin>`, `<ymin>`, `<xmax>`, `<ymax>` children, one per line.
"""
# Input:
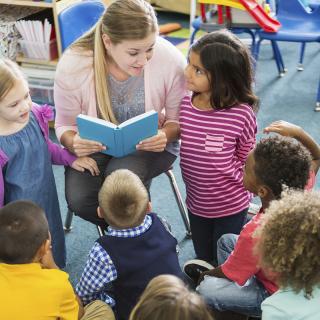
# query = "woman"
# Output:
<box><xmin>54</xmin><ymin>0</ymin><xmax>186</xmax><ymax>227</ymax></box>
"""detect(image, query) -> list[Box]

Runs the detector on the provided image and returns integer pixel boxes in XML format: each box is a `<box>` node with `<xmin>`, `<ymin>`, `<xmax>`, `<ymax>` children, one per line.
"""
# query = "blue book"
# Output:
<box><xmin>77</xmin><ymin>110</ymin><xmax>158</xmax><ymax>158</ymax></box>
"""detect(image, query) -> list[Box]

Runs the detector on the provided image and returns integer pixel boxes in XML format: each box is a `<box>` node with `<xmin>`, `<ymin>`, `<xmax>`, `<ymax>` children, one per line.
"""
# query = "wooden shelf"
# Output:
<box><xmin>0</xmin><ymin>0</ymin><xmax>53</xmax><ymax>8</ymax></box>
<box><xmin>16</xmin><ymin>54</ymin><xmax>58</xmax><ymax>66</ymax></box>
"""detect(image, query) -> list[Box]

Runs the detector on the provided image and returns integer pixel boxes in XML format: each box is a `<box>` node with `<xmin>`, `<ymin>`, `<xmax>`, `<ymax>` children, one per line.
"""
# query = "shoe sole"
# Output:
<box><xmin>183</xmin><ymin>259</ymin><xmax>214</xmax><ymax>270</ymax></box>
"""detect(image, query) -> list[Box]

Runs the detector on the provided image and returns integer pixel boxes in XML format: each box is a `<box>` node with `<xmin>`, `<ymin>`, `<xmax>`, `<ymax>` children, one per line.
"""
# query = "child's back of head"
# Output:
<box><xmin>98</xmin><ymin>169</ymin><xmax>149</xmax><ymax>229</ymax></box>
<box><xmin>0</xmin><ymin>200</ymin><xmax>48</xmax><ymax>264</ymax></box>
<box><xmin>129</xmin><ymin>274</ymin><xmax>213</xmax><ymax>320</ymax></box>
<box><xmin>244</xmin><ymin>135</ymin><xmax>311</xmax><ymax>199</ymax></box>
<box><xmin>255</xmin><ymin>190</ymin><xmax>320</xmax><ymax>298</ymax></box>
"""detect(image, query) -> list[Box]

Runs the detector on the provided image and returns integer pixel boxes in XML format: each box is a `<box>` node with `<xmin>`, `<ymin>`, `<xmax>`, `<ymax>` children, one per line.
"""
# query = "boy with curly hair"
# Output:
<box><xmin>184</xmin><ymin>121</ymin><xmax>320</xmax><ymax>319</ymax></box>
<box><xmin>256</xmin><ymin>190</ymin><xmax>320</xmax><ymax>320</ymax></box>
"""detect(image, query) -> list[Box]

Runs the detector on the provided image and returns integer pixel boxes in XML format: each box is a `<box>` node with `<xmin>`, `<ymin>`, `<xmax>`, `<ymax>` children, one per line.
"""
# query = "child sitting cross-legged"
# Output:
<box><xmin>0</xmin><ymin>200</ymin><xmax>114</xmax><ymax>320</ymax></box>
<box><xmin>184</xmin><ymin>121</ymin><xmax>320</xmax><ymax>319</ymax></box>
<box><xmin>76</xmin><ymin>169</ymin><xmax>184</xmax><ymax>320</ymax></box>
<box><xmin>255</xmin><ymin>189</ymin><xmax>320</xmax><ymax>320</ymax></box>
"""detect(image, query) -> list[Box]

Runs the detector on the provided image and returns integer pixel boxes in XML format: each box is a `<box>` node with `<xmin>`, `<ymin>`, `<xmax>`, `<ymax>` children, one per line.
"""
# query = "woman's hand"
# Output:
<box><xmin>136</xmin><ymin>130</ymin><xmax>167</xmax><ymax>152</ymax></box>
<box><xmin>263</xmin><ymin>120</ymin><xmax>301</xmax><ymax>138</ymax></box>
<box><xmin>71</xmin><ymin>156</ymin><xmax>100</xmax><ymax>176</ymax></box>
<box><xmin>72</xmin><ymin>134</ymin><xmax>106</xmax><ymax>157</ymax></box>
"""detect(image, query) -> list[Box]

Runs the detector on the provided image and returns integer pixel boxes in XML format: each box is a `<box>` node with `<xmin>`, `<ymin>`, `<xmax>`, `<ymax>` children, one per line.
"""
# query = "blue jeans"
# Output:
<box><xmin>197</xmin><ymin>234</ymin><xmax>270</xmax><ymax>317</ymax></box>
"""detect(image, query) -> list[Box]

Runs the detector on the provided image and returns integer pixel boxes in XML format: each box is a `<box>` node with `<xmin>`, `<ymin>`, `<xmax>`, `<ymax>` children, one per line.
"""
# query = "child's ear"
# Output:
<box><xmin>97</xmin><ymin>206</ymin><xmax>103</xmax><ymax>218</ymax></box>
<box><xmin>146</xmin><ymin>201</ymin><xmax>152</xmax><ymax>213</ymax></box>
<box><xmin>257</xmin><ymin>185</ymin><xmax>269</xmax><ymax>199</ymax></box>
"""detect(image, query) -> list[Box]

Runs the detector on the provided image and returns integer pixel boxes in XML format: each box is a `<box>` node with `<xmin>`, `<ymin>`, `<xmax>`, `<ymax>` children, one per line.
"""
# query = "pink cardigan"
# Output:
<box><xmin>54</xmin><ymin>37</ymin><xmax>187</xmax><ymax>141</ymax></box>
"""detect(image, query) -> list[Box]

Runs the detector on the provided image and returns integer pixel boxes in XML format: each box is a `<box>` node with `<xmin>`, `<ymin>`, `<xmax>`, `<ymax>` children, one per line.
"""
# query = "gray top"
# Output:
<box><xmin>108</xmin><ymin>74</ymin><xmax>179</xmax><ymax>156</ymax></box>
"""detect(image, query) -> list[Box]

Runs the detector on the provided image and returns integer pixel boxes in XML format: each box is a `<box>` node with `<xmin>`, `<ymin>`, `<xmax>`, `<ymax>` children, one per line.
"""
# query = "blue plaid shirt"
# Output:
<box><xmin>76</xmin><ymin>215</ymin><xmax>153</xmax><ymax>306</ymax></box>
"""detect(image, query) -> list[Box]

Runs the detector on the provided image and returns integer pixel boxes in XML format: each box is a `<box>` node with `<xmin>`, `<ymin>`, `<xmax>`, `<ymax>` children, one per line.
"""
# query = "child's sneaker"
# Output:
<box><xmin>183</xmin><ymin>259</ymin><xmax>214</xmax><ymax>285</ymax></box>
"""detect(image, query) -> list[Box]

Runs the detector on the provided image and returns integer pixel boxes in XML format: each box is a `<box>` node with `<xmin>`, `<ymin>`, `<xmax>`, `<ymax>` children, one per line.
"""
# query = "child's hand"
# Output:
<box><xmin>71</xmin><ymin>157</ymin><xmax>100</xmax><ymax>176</ymax></box>
<box><xmin>263</xmin><ymin>120</ymin><xmax>301</xmax><ymax>138</ymax></box>
<box><xmin>198</xmin><ymin>268</ymin><xmax>216</xmax><ymax>285</ymax></box>
<box><xmin>40</xmin><ymin>247</ymin><xmax>59</xmax><ymax>270</ymax></box>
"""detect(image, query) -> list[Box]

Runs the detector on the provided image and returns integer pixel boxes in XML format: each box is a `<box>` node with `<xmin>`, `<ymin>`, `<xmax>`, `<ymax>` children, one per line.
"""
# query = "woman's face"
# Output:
<box><xmin>103</xmin><ymin>32</ymin><xmax>156</xmax><ymax>77</ymax></box>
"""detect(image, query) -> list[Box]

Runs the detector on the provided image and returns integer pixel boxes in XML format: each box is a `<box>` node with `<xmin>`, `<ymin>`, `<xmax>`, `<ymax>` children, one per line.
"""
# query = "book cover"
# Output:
<box><xmin>77</xmin><ymin>110</ymin><xmax>158</xmax><ymax>158</ymax></box>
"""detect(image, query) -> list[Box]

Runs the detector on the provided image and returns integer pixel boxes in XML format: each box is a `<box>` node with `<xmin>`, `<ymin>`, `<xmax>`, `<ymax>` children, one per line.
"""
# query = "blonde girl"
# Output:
<box><xmin>0</xmin><ymin>59</ymin><xmax>98</xmax><ymax>267</ymax></box>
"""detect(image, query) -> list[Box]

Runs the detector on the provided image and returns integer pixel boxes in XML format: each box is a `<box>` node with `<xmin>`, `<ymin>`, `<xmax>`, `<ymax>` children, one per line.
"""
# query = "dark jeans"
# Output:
<box><xmin>188</xmin><ymin>208</ymin><xmax>248</xmax><ymax>264</ymax></box>
<box><xmin>65</xmin><ymin>150</ymin><xmax>176</xmax><ymax>228</ymax></box>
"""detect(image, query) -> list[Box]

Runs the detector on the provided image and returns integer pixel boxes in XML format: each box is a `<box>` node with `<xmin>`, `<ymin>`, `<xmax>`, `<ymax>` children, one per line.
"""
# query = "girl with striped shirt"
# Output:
<box><xmin>180</xmin><ymin>30</ymin><xmax>258</xmax><ymax>265</ymax></box>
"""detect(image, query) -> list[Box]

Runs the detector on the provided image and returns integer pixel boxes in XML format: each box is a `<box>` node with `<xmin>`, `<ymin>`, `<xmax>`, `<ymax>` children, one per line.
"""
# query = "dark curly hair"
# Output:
<box><xmin>254</xmin><ymin>136</ymin><xmax>311</xmax><ymax>198</ymax></box>
<box><xmin>255</xmin><ymin>190</ymin><xmax>320</xmax><ymax>298</ymax></box>
<box><xmin>190</xmin><ymin>29</ymin><xmax>259</xmax><ymax>111</ymax></box>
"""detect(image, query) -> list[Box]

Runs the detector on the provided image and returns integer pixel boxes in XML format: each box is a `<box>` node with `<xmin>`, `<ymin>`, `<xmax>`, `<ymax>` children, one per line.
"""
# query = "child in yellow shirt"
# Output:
<box><xmin>0</xmin><ymin>200</ymin><xmax>114</xmax><ymax>320</ymax></box>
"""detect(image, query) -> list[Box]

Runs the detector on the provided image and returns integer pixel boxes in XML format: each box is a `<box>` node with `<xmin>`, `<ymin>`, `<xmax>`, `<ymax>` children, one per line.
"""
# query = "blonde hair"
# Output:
<box><xmin>98</xmin><ymin>169</ymin><xmax>149</xmax><ymax>229</ymax></box>
<box><xmin>129</xmin><ymin>275</ymin><xmax>214</xmax><ymax>320</ymax></box>
<box><xmin>0</xmin><ymin>58</ymin><xmax>25</xmax><ymax>102</ymax></box>
<box><xmin>255</xmin><ymin>190</ymin><xmax>320</xmax><ymax>298</ymax></box>
<box><xmin>71</xmin><ymin>0</ymin><xmax>158</xmax><ymax>124</ymax></box>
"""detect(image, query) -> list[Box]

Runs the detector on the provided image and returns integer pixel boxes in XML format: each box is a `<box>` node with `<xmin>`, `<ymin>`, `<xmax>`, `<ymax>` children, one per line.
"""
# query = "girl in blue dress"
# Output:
<box><xmin>0</xmin><ymin>59</ymin><xmax>99</xmax><ymax>268</ymax></box>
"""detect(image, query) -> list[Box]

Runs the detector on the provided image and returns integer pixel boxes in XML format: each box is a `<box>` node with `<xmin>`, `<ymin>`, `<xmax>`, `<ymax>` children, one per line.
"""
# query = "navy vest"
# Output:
<box><xmin>97</xmin><ymin>213</ymin><xmax>183</xmax><ymax>320</ymax></box>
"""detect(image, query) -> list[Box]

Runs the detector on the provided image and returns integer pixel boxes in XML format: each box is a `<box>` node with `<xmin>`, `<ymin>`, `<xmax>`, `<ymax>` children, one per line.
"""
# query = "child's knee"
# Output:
<box><xmin>217</xmin><ymin>233</ymin><xmax>238</xmax><ymax>252</ymax></box>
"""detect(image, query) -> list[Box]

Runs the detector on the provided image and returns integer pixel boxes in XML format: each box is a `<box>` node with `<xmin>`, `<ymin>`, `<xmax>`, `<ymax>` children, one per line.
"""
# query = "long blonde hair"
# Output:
<box><xmin>129</xmin><ymin>275</ymin><xmax>214</xmax><ymax>320</ymax></box>
<box><xmin>0</xmin><ymin>58</ymin><xmax>25</xmax><ymax>102</ymax></box>
<box><xmin>72</xmin><ymin>0</ymin><xmax>158</xmax><ymax>123</ymax></box>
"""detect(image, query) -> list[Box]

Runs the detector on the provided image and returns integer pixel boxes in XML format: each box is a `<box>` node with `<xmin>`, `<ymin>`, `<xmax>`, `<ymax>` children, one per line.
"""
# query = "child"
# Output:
<box><xmin>255</xmin><ymin>190</ymin><xmax>320</xmax><ymax>320</ymax></box>
<box><xmin>0</xmin><ymin>200</ymin><xmax>114</xmax><ymax>320</ymax></box>
<box><xmin>129</xmin><ymin>275</ymin><xmax>214</xmax><ymax>320</ymax></box>
<box><xmin>187</xmin><ymin>122</ymin><xmax>320</xmax><ymax>319</ymax></box>
<box><xmin>76</xmin><ymin>169</ymin><xmax>183</xmax><ymax>320</ymax></box>
<box><xmin>264</xmin><ymin>120</ymin><xmax>320</xmax><ymax>187</ymax></box>
<box><xmin>0</xmin><ymin>58</ymin><xmax>99</xmax><ymax>268</ymax></box>
<box><xmin>180</xmin><ymin>29</ymin><xmax>258</xmax><ymax>264</ymax></box>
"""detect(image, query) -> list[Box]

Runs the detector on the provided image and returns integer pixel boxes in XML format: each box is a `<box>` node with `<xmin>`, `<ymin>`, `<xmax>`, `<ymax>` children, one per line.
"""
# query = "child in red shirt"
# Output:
<box><xmin>185</xmin><ymin>121</ymin><xmax>320</xmax><ymax>319</ymax></box>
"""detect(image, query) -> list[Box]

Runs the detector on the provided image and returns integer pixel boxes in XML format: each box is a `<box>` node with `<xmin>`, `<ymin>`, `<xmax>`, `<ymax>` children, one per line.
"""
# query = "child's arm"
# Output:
<box><xmin>76</xmin><ymin>243</ymin><xmax>116</xmax><ymax>308</ymax></box>
<box><xmin>40</xmin><ymin>248</ymin><xmax>85</xmax><ymax>319</ymax></box>
<box><xmin>264</xmin><ymin>120</ymin><xmax>320</xmax><ymax>175</ymax></box>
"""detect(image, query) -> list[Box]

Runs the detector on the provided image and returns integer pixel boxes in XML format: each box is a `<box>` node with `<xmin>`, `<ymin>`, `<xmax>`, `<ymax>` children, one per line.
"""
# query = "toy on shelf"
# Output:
<box><xmin>199</xmin><ymin>0</ymin><xmax>281</xmax><ymax>32</ymax></box>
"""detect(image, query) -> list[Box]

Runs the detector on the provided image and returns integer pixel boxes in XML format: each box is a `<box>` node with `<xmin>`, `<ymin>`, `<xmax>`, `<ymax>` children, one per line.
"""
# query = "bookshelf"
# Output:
<box><xmin>0</xmin><ymin>0</ymin><xmax>80</xmax><ymax>65</ymax></box>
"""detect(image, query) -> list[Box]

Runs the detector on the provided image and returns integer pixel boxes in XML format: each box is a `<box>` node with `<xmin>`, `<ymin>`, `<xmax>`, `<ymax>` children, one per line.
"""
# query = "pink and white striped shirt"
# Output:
<box><xmin>179</xmin><ymin>95</ymin><xmax>257</xmax><ymax>218</ymax></box>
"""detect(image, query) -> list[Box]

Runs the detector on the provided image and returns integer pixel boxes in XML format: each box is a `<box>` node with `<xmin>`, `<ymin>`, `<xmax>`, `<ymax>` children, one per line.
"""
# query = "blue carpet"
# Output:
<box><xmin>52</xmin><ymin>40</ymin><xmax>320</xmax><ymax>286</ymax></box>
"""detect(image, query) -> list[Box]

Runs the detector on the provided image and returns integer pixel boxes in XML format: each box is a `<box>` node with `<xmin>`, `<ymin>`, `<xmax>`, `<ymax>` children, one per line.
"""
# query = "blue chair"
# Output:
<box><xmin>253</xmin><ymin>0</ymin><xmax>320</xmax><ymax>74</ymax></box>
<box><xmin>189</xmin><ymin>4</ymin><xmax>259</xmax><ymax>52</ymax></box>
<box><xmin>58</xmin><ymin>0</ymin><xmax>105</xmax><ymax>52</ymax></box>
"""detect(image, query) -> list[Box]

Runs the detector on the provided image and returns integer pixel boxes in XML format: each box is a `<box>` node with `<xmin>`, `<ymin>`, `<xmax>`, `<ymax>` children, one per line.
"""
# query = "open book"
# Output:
<box><xmin>77</xmin><ymin>110</ymin><xmax>158</xmax><ymax>158</ymax></box>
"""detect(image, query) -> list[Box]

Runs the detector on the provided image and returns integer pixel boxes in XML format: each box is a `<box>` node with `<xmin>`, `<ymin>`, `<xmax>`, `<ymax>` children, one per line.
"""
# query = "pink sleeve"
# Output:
<box><xmin>235</xmin><ymin>108</ymin><xmax>257</xmax><ymax>164</ymax></box>
<box><xmin>54</xmin><ymin>72</ymin><xmax>82</xmax><ymax>141</ymax></box>
<box><xmin>163</xmin><ymin>56</ymin><xmax>186</xmax><ymax>125</ymax></box>
<box><xmin>221</xmin><ymin>217</ymin><xmax>260</xmax><ymax>286</ymax></box>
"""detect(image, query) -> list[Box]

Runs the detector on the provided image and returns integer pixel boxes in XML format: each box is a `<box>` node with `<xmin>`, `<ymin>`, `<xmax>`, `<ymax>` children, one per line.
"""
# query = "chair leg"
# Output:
<box><xmin>64</xmin><ymin>208</ymin><xmax>74</xmax><ymax>232</ymax></box>
<box><xmin>190</xmin><ymin>28</ymin><xmax>199</xmax><ymax>46</ymax></box>
<box><xmin>165</xmin><ymin>170</ymin><xmax>192</xmax><ymax>237</ymax></box>
<box><xmin>97</xmin><ymin>225</ymin><xmax>106</xmax><ymax>237</ymax></box>
<box><xmin>315</xmin><ymin>78</ymin><xmax>320</xmax><ymax>111</ymax></box>
<box><xmin>271</xmin><ymin>40</ymin><xmax>286</xmax><ymax>76</ymax></box>
<box><xmin>64</xmin><ymin>208</ymin><xmax>105</xmax><ymax>237</ymax></box>
<box><xmin>297</xmin><ymin>42</ymin><xmax>306</xmax><ymax>71</ymax></box>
